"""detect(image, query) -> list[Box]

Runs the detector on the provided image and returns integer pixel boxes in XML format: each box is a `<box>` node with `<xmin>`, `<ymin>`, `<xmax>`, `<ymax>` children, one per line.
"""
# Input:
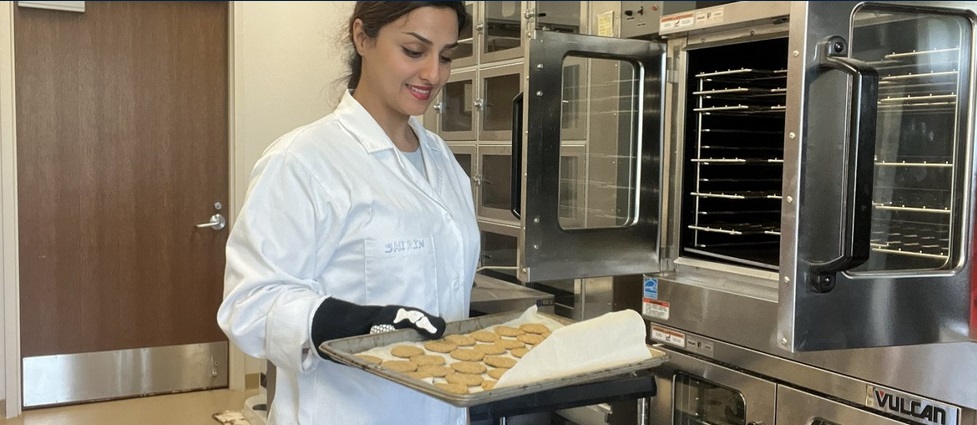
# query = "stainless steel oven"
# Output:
<box><xmin>647</xmin><ymin>337</ymin><xmax>964</xmax><ymax>425</ymax></box>
<box><xmin>508</xmin><ymin>1</ymin><xmax>977</xmax><ymax>424</ymax></box>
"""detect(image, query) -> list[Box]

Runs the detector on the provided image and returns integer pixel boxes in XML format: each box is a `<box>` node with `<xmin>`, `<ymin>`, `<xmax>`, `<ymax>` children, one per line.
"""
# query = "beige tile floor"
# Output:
<box><xmin>0</xmin><ymin>389</ymin><xmax>260</xmax><ymax>425</ymax></box>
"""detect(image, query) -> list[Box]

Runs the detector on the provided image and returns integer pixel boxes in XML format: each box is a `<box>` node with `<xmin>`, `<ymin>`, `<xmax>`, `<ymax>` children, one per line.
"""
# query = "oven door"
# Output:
<box><xmin>777</xmin><ymin>386</ymin><xmax>910</xmax><ymax>425</ymax></box>
<box><xmin>781</xmin><ymin>1</ymin><xmax>977</xmax><ymax>351</ymax></box>
<box><xmin>647</xmin><ymin>346</ymin><xmax>777</xmax><ymax>425</ymax></box>
<box><xmin>518</xmin><ymin>30</ymin><xmax>666</xmax><ymax>282</ymax></box>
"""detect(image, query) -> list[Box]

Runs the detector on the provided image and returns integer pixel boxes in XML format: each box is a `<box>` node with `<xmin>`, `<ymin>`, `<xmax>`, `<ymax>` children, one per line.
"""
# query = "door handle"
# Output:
<box><xmin>195</xmin><ymin>213</ymin><xmax>226</xmax><ymax>231</ymax></box>
<box><xmin>808</xmin><ymin>35</ymin><xmax>879</xmax><ymax>293</ymax></box>
<box><xmin>510</xmin><ymin>91</ymin><xmax>524</xmax><ymax>219</ymax></box>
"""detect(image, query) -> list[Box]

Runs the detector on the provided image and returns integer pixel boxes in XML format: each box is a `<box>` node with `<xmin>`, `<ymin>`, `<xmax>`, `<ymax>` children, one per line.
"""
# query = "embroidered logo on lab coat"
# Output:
<box><xmin>384</xmin><ymin>239</ymin><xmax>427</xmax><ymax>254</ymax></box>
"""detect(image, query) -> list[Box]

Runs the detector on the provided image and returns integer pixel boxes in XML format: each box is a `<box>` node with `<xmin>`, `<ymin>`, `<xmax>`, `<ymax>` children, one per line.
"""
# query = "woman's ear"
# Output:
<box><xmin>352</xmin><ymin>18</ymin><xmax>369</xmax><ymax>56</ymax></box>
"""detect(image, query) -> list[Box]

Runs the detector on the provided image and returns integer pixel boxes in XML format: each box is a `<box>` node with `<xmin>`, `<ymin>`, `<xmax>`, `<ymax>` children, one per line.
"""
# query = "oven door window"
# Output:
<box><xmin>849</xmin><ymin>7</ymin><xmax>971</xmax><ymax>273</ymax></box>
<box><xmin>673</xmin><ymin>372</ymin><xmax>747</xmax><ymax>425</ymax></box>
<box><xmin>559</xmin><ymin>55</ymin><xmax>639</xmax><ymax>230</ymax></box>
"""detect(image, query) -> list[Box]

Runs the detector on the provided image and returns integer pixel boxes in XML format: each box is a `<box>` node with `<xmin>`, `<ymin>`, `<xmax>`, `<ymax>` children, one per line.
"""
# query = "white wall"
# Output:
<box><xmin>230</xmin><ymin>1</ymin><xmax>355</xmax><ymax>380</ymax></box>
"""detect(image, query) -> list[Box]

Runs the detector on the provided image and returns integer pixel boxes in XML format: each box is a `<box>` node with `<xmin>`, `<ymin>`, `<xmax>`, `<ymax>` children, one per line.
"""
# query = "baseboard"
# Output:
<box><xmin>23</xmin><ymin>342</ymin><xmax>228</xmax><ymax>407</ymax></box>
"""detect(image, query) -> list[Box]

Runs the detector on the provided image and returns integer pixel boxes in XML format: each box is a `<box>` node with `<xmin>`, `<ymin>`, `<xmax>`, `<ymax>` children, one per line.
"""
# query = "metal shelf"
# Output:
<box><xmin>689</xmin><ymin>222</ymin><xmax>781</xmax><ymax>236</ymax></box>
<box><xmin>691</xmin><ymin>158</ymin><xmax>783</xmax><ymax>164</ymax></box>
<box><xmin>869</xmin><ymin>220</ymin><xmax>950</xmax><ymax>260</ymax></box>
<box><xmin>874</xmin><ymin>203</ymin><xmax>950</xmax><ymax>214</ymax></box>
<box><xmin>700</xmin><ymin>128</ymin><xmax>783</xmax><ymax>135</ymax></box>
<box><xmin>695</xmin><ymin>68</ymin><xmax>787</xmax><ymax>82</ymax></box>
<box><xmin>691</xmin><ymin>190</ymin><xmax>781</xmax><ymax>200</ymax></box>
<box><xmin>697</xmin><ymin>209</ymin><xmax>780</xmax><ymax>216</ymax></box>
<box><xmin>876</xmin><ymin>160</ymin><xmax>953</xmax><ymax>168</ymax></box>
<box><xmin>693</xmin><ymin>104</ymin><xmax>786</xmax><ymax>115</ymax></box>
<box><xmin>882</xmin><ymin>47</ymin><xmax>960</xmax><ymax>61</ymax></box>
<box><xmin>693</xmin><ymin>87</ymin><xmax>787</xmax><ymax>99</ymax></box>
<box><xmin>700</xmin><ymin>146</ymin><xmax>783</xmax><ymax>152</ymax></box>
<box><xmin>699</xmin><ymin>177</ymin><xmax>780</xmax><ymax>184</ymax></box>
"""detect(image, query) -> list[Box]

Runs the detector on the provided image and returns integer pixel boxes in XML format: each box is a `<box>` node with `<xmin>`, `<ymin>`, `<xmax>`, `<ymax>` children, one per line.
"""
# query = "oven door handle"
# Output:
<box><xmin>510</xmin><ymin>91</ymin><xmax>524</xmax><ymax>219</ymax></box>
<box><xmin>808</xmin><ymin>36</ymin><xmax>879</xmax><ymax>292</ymax></box>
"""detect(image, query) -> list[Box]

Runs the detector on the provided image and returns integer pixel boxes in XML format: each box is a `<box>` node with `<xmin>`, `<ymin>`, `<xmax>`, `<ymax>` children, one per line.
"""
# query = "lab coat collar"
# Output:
<box><xmin>335</xmin><ymin>90</ymin><xmax>449</xmax><ymax>211</ymax></box>
<box><xmin>334</xmin><ymin>90</ymin><xmax>442</xmax><ymax>155</ymax></box>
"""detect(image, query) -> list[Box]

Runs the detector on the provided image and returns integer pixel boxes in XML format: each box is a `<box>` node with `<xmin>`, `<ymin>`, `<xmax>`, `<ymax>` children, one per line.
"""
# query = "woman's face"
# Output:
<box><xmin>354</xmin><ymin>7</ymin><xmax>459</xmax><ymax>119</ymax></box>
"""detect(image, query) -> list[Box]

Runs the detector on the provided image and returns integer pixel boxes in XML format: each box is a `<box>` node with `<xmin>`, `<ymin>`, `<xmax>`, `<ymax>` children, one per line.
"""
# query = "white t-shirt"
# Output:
<box><xmin>402</xmin><ymin>145</ymin><xmax>427</xmax><ymax>179</ymax></box>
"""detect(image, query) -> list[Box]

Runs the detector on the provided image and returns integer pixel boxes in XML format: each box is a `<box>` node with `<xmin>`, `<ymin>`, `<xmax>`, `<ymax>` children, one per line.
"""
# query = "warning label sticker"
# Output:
<box><xmin>642</xmin><ymin>298</ymin><xmax>670</xmax><ymax>320</ymax></box>
<box><xmin>651</xmin><ymin>325</ymin><xmax>686</xmax><ymax>348</ymax></box>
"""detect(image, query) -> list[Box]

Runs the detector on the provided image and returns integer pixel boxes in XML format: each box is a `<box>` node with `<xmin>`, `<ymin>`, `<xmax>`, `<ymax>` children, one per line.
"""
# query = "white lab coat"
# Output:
<box><xmin>218</xmin><ymin>92</ymin><xmax>480</xmax><ymax>425</ymax></box>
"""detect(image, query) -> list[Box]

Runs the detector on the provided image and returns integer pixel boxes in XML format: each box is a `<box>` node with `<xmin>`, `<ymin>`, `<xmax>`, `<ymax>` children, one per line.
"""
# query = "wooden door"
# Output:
<box><xmin>15</xmin><ymin>2</ymin><xmax>229</xmax><ymax>407</ymax></box>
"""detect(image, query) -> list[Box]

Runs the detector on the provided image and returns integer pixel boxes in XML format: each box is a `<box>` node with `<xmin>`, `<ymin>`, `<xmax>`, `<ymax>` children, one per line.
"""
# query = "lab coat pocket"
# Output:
<box><xmin>364</xmin><ymin>236</ymin><xmax>437</xmax><ymax>306</ymax></box>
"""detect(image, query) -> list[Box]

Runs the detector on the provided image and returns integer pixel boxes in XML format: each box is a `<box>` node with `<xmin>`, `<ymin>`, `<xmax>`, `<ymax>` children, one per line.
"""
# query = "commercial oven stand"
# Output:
<box><xmin>469</xmin><ymin>370</ymin><xmax>657</xmax><ymax>425</ymax></box>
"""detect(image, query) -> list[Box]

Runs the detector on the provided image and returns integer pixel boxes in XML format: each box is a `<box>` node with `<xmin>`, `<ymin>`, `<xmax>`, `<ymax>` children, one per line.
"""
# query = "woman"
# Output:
<box><xmin>217</xmin><ymin>2</ymin><xmax>479</xmax><ymax>424</ymax></box>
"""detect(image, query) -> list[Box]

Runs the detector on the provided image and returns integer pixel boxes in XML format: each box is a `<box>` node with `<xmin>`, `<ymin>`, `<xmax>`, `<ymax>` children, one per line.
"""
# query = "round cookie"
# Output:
<box><xmin>424</xmin><ymin>340</ymin><xmax>458</xmax><ymax>353</ymax></box>
<box><xmin>450</xmin><ymin>348</ymin><xmax>485</xmax><ymax>362</ymax></box>
<box><xmin>446</xmin><ymin>372</ymin><xmax>484</xmax><ymax>387</ymax></box>
<box><xmin>517</xmin><ymin>334</ymin><xmax>545</xmax><ymax>345</ymax></box>
<box><xmin>450</xmin><ymin>361</ymin><xmax>487</xmax><ymax>375</ymax></box>
<box><xmin>435</xmin><ymin>382</ymin><xmax>469</xmax><ymax>394</ymax></box>
<box><xmin>403</xmin><ymin>371</ymin><xmax>432</xmax><ymax>380</ymax></box>
<box><xmin>355</xmin><ymin>354</ymin><xmax>382</xmax><ymax>365</ymax></box>
<box><xmin>470</xmin><ymin>330</ymin><xmax>500</xmax><ymax>343</ymax></box>
<box><xmin>487</xmin><ymin>367</ymin><xmax>509</xmax><ymax>379</ymax></box>
<box><xmin>519</xmin><ymin>323</ymin><xmax>551</xmax><ymax>334</ymax></box>
<box><xmin>390</xmin><ymin>345</ymin><xmax>424</xmax><ymax>358</ymax></box>
<box><xmin>444</xmin><ymin>334</ymin><xmax>477</xmax><ymax>346</ymax></box>
<box><xmin>380</xmin><ymin>360</ymin><xmax>417</xmax><ymax>373</ymax></box>
<box><xmin>510</xmin><ymin>348</ymin><xmax>530</xmax><ymax>358</ymax></box>
<box><xmin>493</xmin><ymin>325</ymin><xmax>525</xmax><ymax>337</ymax></box>
<box><xmin>473</xmin><ymin>343</ymin><xmax>506</xmax><ymax>355</ymax></box>
<box><xmin>481</xmin><ymin>380</ymin><xmax>496</xmax><ymax>391</ymax></box>
<box><xmin>497</xmin><ymin>339</ymin><xmax>525</xmax><ymax>350</ymax></box>
<box><xmin>417</xmin><ymin>365</ymin><xmax>452</xmax><ymax>377</ymax></box>
<box><xmin>484</xmin><ymin>355</ymin><xmax>518</xmax><ymax>369</ymax></box>
<box><xmin>411</xmin><ymin>354</ymin><xmax>446</xmax><ymax>366</ymax></box>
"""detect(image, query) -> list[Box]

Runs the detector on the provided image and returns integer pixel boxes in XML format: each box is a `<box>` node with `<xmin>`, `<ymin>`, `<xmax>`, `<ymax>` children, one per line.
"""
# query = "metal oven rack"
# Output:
<box><xmin>867</xmin><ymin>47</ymin><xmax>959</xmax><ymax>265</ymax></box>
<box><xmin>687</xmin><ymin>68</ymin><xmax>787</xmax><ymax>270</ymax></box>
<box><xmin>686</xmin><ymin>47</ymin><xmax>959</xmax><ymax>268</ymax></box>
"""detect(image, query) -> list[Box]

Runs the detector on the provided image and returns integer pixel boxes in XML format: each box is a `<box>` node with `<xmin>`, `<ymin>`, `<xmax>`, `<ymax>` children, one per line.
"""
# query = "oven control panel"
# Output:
<box><xmin>620</xmin><ymin>1</ymin><xmax>696</xmax><ymax>38</ymax></box>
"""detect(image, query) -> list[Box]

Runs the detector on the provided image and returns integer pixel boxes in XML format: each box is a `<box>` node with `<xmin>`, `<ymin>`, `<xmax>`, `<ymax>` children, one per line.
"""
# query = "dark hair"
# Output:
<box><xmin>346</xmin><ymin>1</ymin><xmax>468</xmax><ymax>90</ymax></box>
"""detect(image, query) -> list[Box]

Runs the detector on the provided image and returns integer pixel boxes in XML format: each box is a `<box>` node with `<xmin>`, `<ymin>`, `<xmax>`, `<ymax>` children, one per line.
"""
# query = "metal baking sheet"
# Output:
<box><xmin>318</xmin><ymin>311</ymin><xmax>670</xmax><ymax>407</ymax></box>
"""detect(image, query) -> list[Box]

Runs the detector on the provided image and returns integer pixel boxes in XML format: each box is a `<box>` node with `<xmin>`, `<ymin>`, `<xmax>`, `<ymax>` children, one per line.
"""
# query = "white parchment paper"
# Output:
<box><xmin>494</xmin><ymin>308</ymin><xmax>652</xmax><ymax>388</ymax></box>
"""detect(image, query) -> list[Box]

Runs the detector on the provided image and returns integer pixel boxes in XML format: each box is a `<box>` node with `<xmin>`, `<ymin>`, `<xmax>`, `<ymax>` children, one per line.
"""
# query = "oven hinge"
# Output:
<box><xmin>665</xmin><ymin>58</ymin><xmax>679</xmax><ymax>84</ymax></box>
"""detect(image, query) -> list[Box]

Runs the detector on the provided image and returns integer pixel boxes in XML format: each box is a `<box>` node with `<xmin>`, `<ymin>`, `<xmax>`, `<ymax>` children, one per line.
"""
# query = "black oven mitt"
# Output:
<box><xmin>311</xmin><ymin>297</ymin><xmax>446</xmax><ymax>350</ymax></box>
